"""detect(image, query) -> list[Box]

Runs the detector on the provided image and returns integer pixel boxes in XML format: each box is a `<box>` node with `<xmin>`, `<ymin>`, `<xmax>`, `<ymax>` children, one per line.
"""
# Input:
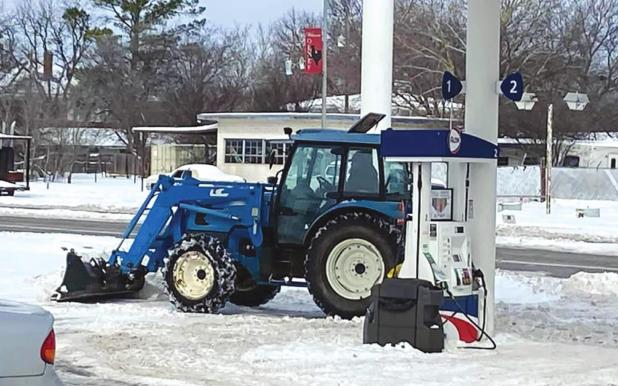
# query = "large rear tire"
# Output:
<box><xmin>305</xmin><ymin>212</ymin><xmax>399</xmax><ymax>320</ymax></box>
<box><xmin>162</xmin><ymin>234</ymin><xmax>236</xmax><ymax>313</ymax></box>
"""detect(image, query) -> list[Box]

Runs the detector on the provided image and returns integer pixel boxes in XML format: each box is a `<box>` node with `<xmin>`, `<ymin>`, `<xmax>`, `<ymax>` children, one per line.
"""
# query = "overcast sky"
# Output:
<box><xmin>204</xmin><ymin>0</ymin><xmax>322</xmax><ymax>27</ymax></box>
<box><xmin>1</xmin><ymin>0</ymin><xmax>324</xmax><ymax>28</ymax></box>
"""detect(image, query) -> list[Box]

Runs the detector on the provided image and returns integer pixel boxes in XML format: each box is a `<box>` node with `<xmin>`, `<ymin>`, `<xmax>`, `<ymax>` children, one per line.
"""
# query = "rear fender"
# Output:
<box><xmin>303</xmin><ymin>200</ymin><xmax>402</xmax><ymax>246</ymax></box>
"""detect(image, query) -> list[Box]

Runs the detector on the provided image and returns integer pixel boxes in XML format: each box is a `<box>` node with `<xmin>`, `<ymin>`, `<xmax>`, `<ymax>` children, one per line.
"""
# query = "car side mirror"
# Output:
<box><xmin>268</xmin><ymin>149</ymin><xmax>278</xmax><ymax>169</ymax></box>
<box><xmin>267</xmin><ymin>176</ymin><xmax>278</xmax><ymax>185</ymax></box>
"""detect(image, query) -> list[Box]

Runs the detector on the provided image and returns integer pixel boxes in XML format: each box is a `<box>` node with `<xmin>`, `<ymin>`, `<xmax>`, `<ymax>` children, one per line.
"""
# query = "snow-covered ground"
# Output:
<box><xmin>0</xmin><ymin>174</ymin><xmax>148</xmax><ymax>215</ymax></box>
<box><xmin>497</xmin><ymin>199</ymin><xmax>618</xmax><ymax>255</ymax></box>
<box><xmin>1</xmin><ymin>231</ymin><xmax>618</xmax><ymax>385</ymax></box>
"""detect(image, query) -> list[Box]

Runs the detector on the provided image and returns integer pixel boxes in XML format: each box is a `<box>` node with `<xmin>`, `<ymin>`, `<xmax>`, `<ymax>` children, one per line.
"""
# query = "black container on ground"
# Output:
<box><xmin>363</xmin><ymin>278</ymin><xmax>444</xmax><ymax>353</ymax></box>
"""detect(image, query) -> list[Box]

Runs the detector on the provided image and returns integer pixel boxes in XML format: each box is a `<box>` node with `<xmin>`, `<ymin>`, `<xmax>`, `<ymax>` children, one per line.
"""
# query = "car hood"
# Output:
<box><xmin>0</xmin><ymin>300</ymin><xmax>54</xmax><ymax>378</ymax></box>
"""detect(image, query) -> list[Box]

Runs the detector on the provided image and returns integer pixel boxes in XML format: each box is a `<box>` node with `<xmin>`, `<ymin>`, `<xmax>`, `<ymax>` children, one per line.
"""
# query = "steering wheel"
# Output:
<box><xmin>316</xmin><ymin>176</ymin><xmax>334</xmax><ymax>194</ymax></box>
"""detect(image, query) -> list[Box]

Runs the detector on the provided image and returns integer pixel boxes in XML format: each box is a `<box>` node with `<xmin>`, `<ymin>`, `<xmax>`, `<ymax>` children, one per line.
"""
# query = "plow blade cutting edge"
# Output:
<box><xmin>52</xmin><ymin>250</ymin><xmax>145</xmax><ymax>302</ymax></box>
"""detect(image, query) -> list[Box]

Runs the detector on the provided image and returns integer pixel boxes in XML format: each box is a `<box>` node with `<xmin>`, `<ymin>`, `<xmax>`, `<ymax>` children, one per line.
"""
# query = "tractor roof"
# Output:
<box><xmin>293</xmin><ymin>129</ymin><xmax>381</xmax><ymax>145</ymax></box>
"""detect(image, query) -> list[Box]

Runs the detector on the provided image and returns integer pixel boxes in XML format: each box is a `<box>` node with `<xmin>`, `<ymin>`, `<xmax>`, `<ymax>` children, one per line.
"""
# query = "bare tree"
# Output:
<box><xmin>161</xmin><ymin>27</ymin><xmax>252</xmax><ymax>126</ymax></box>
<box><xmin>251</xmin><ymin>9</ymin><xmax>322</xmax><ymax>112</ymax></box>
<box><xmin>393</xmin><ymin>0</ymin><xmax>466</xmax><ymax>118</ymax></box>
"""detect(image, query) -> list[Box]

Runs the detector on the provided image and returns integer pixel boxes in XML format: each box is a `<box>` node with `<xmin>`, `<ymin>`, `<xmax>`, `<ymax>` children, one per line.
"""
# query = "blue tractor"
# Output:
<box><xmin>55</xmin><ymin>117</ymin><xmax>409</xmax><ymax>319</ymax></box>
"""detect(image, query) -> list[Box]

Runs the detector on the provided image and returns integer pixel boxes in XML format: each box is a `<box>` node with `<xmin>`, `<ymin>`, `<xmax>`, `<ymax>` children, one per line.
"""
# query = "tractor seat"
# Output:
<box><xmin>346</xmin><ymin>151</ymin><xmax>378</xmax><ymax>193</ymax></box>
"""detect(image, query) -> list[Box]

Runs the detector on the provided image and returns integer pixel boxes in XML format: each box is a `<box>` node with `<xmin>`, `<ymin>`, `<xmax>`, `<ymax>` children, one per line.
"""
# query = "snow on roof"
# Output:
<box><xmin>290</xmin><ymin>94</ymin><xmax>463</xmax><ymax>116</ymax></box>
<box><xmin>0</xmin><ymin>133</ymin><xmax>31</xmax><ymax>140</ymax></box>
<box><xmin>498</xmin><ymin>137</ymin><xmax>542</xmax><ymax>145</ymax></box>
<box><xmin>132</xmin><ymin>123</ymin><xmax>218</xmax><ymax>134</ymax></box>
<box><xmin>197</xmin><ymin>112</ymin><xmax>451</xmax><ymax>126</ymax></box>
<box><xmin>0</xmin><ymin>180</ymin><xmax>19</xmax><ymax>189</ymax></box>
<box><xmin>499</xmin><ymin>133</ymin><xmax>618</xmax><ymax>148</ymax></box>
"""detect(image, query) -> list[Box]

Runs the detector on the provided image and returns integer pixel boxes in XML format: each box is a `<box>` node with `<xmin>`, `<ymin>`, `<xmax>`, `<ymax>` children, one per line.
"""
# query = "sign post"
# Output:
<box><xmin>545</xmin><ymin>104</ymin><xmax>553</xmax><ymax>214</ymax></box>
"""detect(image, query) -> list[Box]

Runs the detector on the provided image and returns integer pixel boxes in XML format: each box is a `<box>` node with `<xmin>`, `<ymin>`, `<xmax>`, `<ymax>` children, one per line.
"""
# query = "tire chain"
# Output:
<box><xmin>162</xmin><ymin>234</ymin><xmax>236</xmax><ymax>313</ymax></box>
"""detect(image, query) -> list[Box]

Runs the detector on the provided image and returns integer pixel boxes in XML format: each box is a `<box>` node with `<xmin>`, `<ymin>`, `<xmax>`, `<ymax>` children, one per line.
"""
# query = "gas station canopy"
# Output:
<box><xmin>380</xmin><ymin>129</ymin><xmax>499</xmax><ymax>163</ymax></box>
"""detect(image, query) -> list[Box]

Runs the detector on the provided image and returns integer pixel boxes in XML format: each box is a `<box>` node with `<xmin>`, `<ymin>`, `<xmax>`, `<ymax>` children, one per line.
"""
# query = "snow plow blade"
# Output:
<box><xmin>52</xmin><ymin>250</ymin><xmax>144</xmax><ymax>302</ymax></box>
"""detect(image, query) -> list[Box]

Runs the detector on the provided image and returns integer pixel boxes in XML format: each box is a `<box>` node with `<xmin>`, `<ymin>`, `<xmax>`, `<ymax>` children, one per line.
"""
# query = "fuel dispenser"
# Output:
<box><xmin>367</xmin><ymin>128</ymin><xmax>498</xmax><ymax>349</ymax></box>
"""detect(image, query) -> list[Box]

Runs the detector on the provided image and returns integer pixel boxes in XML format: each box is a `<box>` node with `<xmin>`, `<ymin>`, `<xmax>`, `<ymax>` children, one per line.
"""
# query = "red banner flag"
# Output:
<box><xmin>304</xmin><ymin>27</ymin><xmax>323</xmax><ymax>75</ymax></box>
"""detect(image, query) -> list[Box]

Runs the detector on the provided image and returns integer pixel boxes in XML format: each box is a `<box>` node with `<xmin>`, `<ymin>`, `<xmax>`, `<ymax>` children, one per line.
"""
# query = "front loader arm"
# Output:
<box><xmin>110</xmin><ymin>174</ymin><xmax>264</xmax><ymax>274</ymax></box>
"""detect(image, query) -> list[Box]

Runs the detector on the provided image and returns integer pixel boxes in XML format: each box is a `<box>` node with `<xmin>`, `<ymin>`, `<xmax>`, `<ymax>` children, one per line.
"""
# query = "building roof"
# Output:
<box><xmin>133</xmin><ymin>122</ymin><xmax>218</xmax><ymax>134</ymax></box>
<box><xmin>0</xmin><ymin>133</ymin><xmax>32</xmax><ymax>140</ymax></box>
<box><xmin>293</xmin><ymin>129</ymin><xmax>381</xmax><ymax>145</ymax></box>
<box><xmin>196</xmin><ymin>112</ymin><xmax>451</xmax><ymax>128</ymax></box>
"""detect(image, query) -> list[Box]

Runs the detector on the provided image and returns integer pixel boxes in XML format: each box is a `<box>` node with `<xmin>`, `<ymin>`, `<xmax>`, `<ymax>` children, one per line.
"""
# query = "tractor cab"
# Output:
<box><xmin>272</xmin><ymin>129</ymin><xmax>409</xmax><ymax>246</ymax></box>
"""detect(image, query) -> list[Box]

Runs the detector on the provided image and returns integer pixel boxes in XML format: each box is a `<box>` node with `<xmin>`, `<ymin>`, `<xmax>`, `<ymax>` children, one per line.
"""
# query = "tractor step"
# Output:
<box><xmin>52</xmin><ymin>251</ymin><xmax>144</xmax><ymax>302</ymax></box>
<box><xmin>268</xmin><ymin>278</ymin><xmax>307</xmax><ymax>288</ymax></box>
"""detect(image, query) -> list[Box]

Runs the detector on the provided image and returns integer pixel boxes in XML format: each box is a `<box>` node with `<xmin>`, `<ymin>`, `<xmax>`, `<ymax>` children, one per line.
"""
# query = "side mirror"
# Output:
<box><xmin>283</xmin><ymin>127</ymin><xmax>293</xmax><ymax>138</ymax></box>
<box><xmin>331</xmin><ymin>146</ymin><xmax>345</xmax><ymax>156</ymax></box>
<box><xmin>267</xmin><ymin>176</ymin><xmax>278</xmax><ymax>185</ymax></box>
<box><xmin>268</xmin><ymin>149</ymin><xmax>278</xmax><ymax>169</ymax></box>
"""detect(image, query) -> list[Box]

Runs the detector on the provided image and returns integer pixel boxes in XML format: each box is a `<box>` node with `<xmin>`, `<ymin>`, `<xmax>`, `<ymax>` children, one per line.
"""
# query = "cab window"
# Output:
<box><xmin>384</xmin><ymin>161</ymin><xmax>409</xmax><ymax>198</ymax></box>
<box><xmin>344</xmin><ymin>147</ymin><xmax>380</xmax><ymax>195</ymax></box>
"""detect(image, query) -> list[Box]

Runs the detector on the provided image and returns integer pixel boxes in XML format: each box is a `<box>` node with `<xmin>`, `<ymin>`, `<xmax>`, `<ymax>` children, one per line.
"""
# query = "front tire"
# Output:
<box><xmin>162</xmin><ymin>234</ymin><xmax>236</xmax><ymax>313</ymax></box>
<box><xmin>305</xmin><ymin>212</ymin><xmax>399</xmax><ymax>319</ymax></box>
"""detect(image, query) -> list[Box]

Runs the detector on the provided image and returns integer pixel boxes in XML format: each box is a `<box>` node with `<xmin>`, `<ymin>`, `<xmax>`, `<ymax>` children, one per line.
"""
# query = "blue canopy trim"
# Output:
<box><xmin>380</xmin><ymin>129</ymin><xmax>499</xmax><ymax>160</ymax></box>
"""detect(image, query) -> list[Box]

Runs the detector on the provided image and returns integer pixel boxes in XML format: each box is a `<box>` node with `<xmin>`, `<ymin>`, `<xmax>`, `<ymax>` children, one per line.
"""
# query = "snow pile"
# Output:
<box><xmin>562</xmin><ymin>272</ymin><xmax>618</xmax><ymax>296</ymax></box>
<box><xmin>495</xmin><ymin>270</ymin><xmax>561</xmax><ymax>304</ymax></box>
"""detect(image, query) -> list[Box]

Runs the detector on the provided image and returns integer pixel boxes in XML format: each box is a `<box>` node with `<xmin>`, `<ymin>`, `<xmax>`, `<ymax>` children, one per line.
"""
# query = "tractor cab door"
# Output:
<box><xmin>276</xmin><ymin>144</ymin><xmax>342</xmax><ymax>245</ymax></box>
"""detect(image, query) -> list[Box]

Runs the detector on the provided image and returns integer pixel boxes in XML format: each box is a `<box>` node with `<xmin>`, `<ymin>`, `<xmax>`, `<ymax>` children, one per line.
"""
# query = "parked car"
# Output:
<box><xmin>144</xmin><ymin>164</ymin><xmax>245</xmax><ymax>189</ymax></box>
<box><xmin>0</xmin><ymin>300</ymin><xmax>63</xmax><ymax>385</ymax></box>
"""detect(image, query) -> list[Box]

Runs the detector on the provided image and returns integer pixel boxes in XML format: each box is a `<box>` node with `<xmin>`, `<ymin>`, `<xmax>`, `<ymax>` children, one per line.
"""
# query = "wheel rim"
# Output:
<box><xmin>172</xmin><ymin>250</ymin><xmax>216</xmax><ymax>301</ymax></box>
<box><xmin>325</xmin><ymin>238</ymin><xmax>385</xmax><ymax>300</ymax></box>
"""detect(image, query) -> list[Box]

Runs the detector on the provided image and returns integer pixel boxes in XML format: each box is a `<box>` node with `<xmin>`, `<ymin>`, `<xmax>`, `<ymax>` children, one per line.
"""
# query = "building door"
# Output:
<box><xmin>611</xmin><ymin>157</ymin><xmax>617</xmax><ymax>169</ymax></box>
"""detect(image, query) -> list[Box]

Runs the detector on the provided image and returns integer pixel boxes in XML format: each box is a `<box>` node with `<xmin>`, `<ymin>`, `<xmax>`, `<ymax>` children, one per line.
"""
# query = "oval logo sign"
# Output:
<box><xmin>449</xmin><ymin>128</ymin><xmax>461</xmax><ymax>154</ymax></box>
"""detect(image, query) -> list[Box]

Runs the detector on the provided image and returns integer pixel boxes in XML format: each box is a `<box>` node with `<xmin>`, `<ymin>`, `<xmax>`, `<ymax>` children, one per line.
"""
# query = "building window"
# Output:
<box><xmin>225</xmin><ymin>139</ymin><xmax>244</xmax><ymax>163</ymax></box>
<box><xmin>266</xmin><ymin>141</ymin><xmax>290</xmax><ymax>165</ymax></box>
<box><xmin>225</xmin><ymin>139</ymin><xmax>289</xmax><ymax>164</ymax></box>
<box><xmin>244</xmin><ymin>139</ymin><xmax>264</xmax><ymax>164</ymax></box>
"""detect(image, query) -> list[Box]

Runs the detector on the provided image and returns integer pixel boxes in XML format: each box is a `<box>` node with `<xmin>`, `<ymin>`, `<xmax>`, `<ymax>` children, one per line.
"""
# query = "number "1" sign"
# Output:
<box><xmin>442</xmin><ymin>71</ymin><xmax>463</xmax><ymax>100</ymax></box>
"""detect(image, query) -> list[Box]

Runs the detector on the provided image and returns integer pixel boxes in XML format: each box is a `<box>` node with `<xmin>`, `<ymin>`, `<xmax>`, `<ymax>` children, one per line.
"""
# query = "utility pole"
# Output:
<box><xmin>545</xmin><ymin>104</ymin><xmax>553</xmax><ymax>214</ymax></box>
<box><xmin>321</xmin><ymin>0</ymin><xmax>329</xmax><ymax>129</ymax></box>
